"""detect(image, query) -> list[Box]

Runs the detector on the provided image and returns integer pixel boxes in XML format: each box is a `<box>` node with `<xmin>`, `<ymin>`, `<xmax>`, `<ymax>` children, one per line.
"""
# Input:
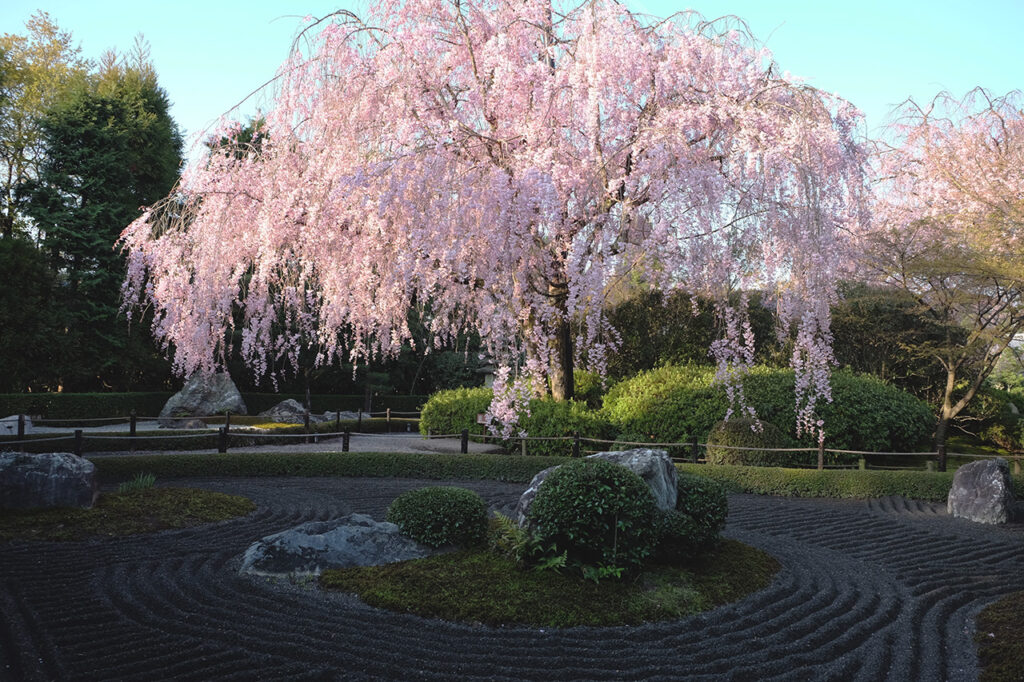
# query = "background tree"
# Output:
<box><xmin>121</xmin><ymin>1</ymin><xmax>867</xmax><ymax>438</ymax></box>
<box><xmin>829</xmin><ymin>282</ymin><xmax>954</xmax><ymax>403</ymax></box>
<box><xmin>0</xmin><ymin>11</ymin><xmax>89</xmax><ymax>239</ymax></box>
<box><xmin>0</xmin><ymin>235</ymin><xmax>62</xmax><ymax>391</ymax></box>
<box><xmin>864</xmin><ymin>88</ymin><xmax>1024</xmax><ymax>467</ymax></box>
<box><xmin>23</xmin><ymin>39</ymin><xmax>182</xmax><ymax>390</ymax></box>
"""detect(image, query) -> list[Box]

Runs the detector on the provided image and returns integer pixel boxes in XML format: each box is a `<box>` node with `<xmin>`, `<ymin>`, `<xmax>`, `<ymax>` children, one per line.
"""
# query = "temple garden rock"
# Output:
<box><xmin>0</xmin><ymin>452</ymin><xmax>97</xmax><ymax>510</ymax></box>
<box><xmin>239</xmin><ymin>513</ymin><xmax>444</xmax><ymax>578</ymax></box>
<box><xmin>159</xmin><ymin>372</ymin><xmax>247</xmax><ymax>424</ymax></box>
<box><xmin>947</xmin><ymin>457</ymin><xmax>1016</xmax><ymax>524</ymax></box>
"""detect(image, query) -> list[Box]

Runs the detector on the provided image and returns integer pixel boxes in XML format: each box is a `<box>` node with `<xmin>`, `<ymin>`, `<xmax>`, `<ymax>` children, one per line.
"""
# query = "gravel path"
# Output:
<box><xmin>2</xmin><ymin>478</ymin><xmax>1022</xmax><ymax>681</ymax></box>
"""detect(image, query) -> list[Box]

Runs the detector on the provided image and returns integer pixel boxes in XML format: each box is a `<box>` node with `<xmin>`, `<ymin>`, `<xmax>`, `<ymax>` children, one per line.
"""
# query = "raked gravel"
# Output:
<box><xmin>1</xmin><ymin>477</ymin><xmax>1022</xmax><ymax>681</ymax></box>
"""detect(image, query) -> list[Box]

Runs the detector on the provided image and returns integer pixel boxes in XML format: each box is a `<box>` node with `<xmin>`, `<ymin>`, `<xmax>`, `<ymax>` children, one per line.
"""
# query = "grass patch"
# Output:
<box><xmin>320</xmin><ymin>538</ymin><xmax>779</xmax><ymax>627</ymax></box>
<box><xmin>976</xmin><ymin>591</ymin><xmax>1024</xmax><ymax>682</ymax></box>
<box><xmin>0</xmin><ymin>487</ymin><xmax>256</xmax><ymax>541</ymax></box>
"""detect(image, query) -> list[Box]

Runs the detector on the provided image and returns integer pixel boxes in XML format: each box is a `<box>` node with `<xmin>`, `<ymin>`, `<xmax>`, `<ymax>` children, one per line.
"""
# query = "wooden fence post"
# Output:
<box><xmin>386</xmin><ymin>408</ymin><xmax>392</xmax><ymax>433</ymax></box>
<box><xmin>572</xmin><ymin>432</ymin><xmax>580</xmax><ymax>457</ymax></box>
<box><xmin>304</xmin><ymin>411</ymin><xmax>311</xmax><ymax>444</ymax></box>
<box><xmin>817</xmin><ymin>439</ymin><xmax>825</xmax><ymax>471</ymax></box>
<box><xmin>937</xmin><ymin>444</ymin><xmax>947</xmax><ymax>472</ymax></box>
<box><xmin>17</xmin><ymin>414</ymin><xmax>25</xmax><ymax>439</ymax></box>
<box><xmin>130</xmin><ymin>410</ymin><xmax>137</xmax><ymax>453</ymax></box>
<box><xmin>218</xmin><ymin>427</ymin><xmax>228</xmax><ymax>453</ymax></box>
<box><xmin>461</xmin><ymin>429</ymin><xmax>469</xmax><ymax>454</ymax></box>
<box><xmin>74</xmin><ymin>429</ymin><xmax>83</xmax><ymax>457</ymax></box>
<box><xmin>343</xmin><ymin>428</ymin><xmax>350</xmax><ymax>452</ymax></box>
<box><xmin>521</xmin><ymin>439</ymin><xmax>527</xmax><ymax>457</ymax></box>
<box><xmin>690</xmin><ymin>437</ymin><xmax>698</xmax><ymax>464</ymax></box>
<box><xmin>335</xmin><ymin>410</ymin><xmax>341</xmax><ymax>432</ymax></box>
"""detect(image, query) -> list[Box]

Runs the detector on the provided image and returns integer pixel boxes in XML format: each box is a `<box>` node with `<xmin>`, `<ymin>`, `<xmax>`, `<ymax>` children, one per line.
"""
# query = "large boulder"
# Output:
<box><xmin>239</xmin><ymin>513</ymin><xmax>442</xmax><ymax>578</ymax></box>
<box><xmin>159</xmin><ymin>373</ymin><xmax>247</xmax><ymax>423</ymax></box>
<box><xmin>514</xmin><ymin>448</ymin><xmax>677</xmax><ymax>527</ymax></box>
<box><xmin>0</xmin><ymin>452</ymin><xmax>97</xmax><ymax>510</ymax></box>
<box><xmin>947</xmin><ymin>458</ymin><xmax>1016</xmax><ymax>525</ymax></box>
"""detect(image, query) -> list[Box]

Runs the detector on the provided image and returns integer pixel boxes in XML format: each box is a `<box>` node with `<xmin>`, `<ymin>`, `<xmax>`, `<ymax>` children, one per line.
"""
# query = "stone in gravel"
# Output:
<box><xmin>587</xmin><ymin>449</ymin><xmax>678</xmax><ymax>510</ymax></box>
<box><xmin>513</xmin><ymin>449</ymin><xmax>677</xmax><ymax>527</ymax></box>
<box><xmin>239</xmin><ymin>513</ymin><xmax>441</xmax><ymax>578</ymax></box>
<box><xmin>947</xmin><ymin>458</ymin><xmax>1016</xmax><ymax>524</ymax></box>
<box><xmin>0</xmin><ymin>414</ymin><xmax>32</xmax><ymax>435</ymax></box>
<box><xmin>159</xmin><ymin>372</ymin><xmax>247</xmax><ymax>423</ymax></box>
<box><xmin>0</xmin><ymin>452</ymin><xmax>97</xmax><ymax>510</ymax></box>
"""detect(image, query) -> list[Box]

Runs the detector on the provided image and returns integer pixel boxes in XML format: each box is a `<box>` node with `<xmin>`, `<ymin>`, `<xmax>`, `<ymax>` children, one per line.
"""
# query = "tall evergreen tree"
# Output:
<box><xmin>23</xmin><ymin>41</ymin><xmax>182</xmax><ymax>390</ymax></box>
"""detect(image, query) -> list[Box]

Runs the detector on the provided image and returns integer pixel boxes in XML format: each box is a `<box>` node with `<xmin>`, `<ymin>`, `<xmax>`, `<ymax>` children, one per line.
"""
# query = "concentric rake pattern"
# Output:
<box><xmin>2</xmin><ymin>479</ymin><xmax>1021</xmax><ymax>680</ymax></box>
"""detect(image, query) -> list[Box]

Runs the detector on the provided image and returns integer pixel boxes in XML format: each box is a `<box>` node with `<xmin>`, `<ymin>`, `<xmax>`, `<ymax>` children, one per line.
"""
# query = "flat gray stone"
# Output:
<box><xmin>947</xmin><ymin>458</ymin><xmax>1016</xmax><ymax>524</ymax></box>
<box><xmin>239</xmin><ymin>513</ymin><xmax>441</xmax><ymax>578</ymax></box>
<box><xmin>0</xmin><ymin>415</ymin><xmax>32</xmax><ymax>436</ymax></box>
<box><xmin>0</xmin><ymin>452</ymin><xmax>97</xmax><ymax>510</ymax></box>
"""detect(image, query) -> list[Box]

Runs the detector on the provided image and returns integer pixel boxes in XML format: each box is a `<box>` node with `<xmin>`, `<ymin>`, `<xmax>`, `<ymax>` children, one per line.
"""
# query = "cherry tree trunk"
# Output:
<box><xmin>548</xmin><ymin>282</ymin><xmax>575</xmax><ymax>402</ymax></box>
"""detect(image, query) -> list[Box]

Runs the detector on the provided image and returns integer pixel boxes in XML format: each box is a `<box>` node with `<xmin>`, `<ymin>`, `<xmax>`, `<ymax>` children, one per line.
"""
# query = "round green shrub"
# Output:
<box><xmin>385</xmin><ymin>486</ymin><xmax>489</xmax><ymax>548</ymax></box>
<box><xmin>418</xmin><ymin>387</ymin><xmax>493</xmax><ymax>437</ymax></box>
<box><xmin>601</xmin><ymin>365</ymin><xmax>934</xmax><ymax>462</ymax></box>
<box><xmin>705</xmin><ymin>417</ymin><xmax>796</xmax><ymax>466</ymax></box>
<box><xmin>527</xmin><ymin>459</ymin><xmax>658</xmax><ymax>575</ymax></box>
<box><xmin>654</xmin><ymin>509</ymin><xmax>700</xmax><ymax>563</ymax></box>
<box><xmin>674</xmin><ymin>473</ymin><xmax>728</xmax><ymax>546</ymax></box>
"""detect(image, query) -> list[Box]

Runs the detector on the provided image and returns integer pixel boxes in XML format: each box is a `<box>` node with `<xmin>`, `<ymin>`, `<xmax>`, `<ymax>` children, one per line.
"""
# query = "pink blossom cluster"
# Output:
<box><xmin>120</xmin><ymin>1</ymin><xmax>868</xmax><ymax>434</ymax></box>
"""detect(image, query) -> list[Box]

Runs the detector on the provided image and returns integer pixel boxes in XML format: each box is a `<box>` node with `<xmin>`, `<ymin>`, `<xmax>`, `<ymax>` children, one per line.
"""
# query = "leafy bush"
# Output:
<box><xmin>705</xmin><ymin>417</ymin><xmax>801</xmax><ymax>466</ymax></box>
<box><xmin>675</xmin><ymin>473</ymin><xmax>728</xmax><ymax>545</ymax></box>
<box><xmin>527</xmin><ymin>459</ymin><xmax>658</xmax><ymax>577</ymax></box>
<box><xmin>656</xmin><ymin>473</ymin><xmax>729</xmax><ymax>562</ymax></box>
<box><xmin>602</xmin><ymin>365</ymin><xmax>935</xmax><ymax>460</ymax></box>
<box><xmin>515</xmin><ymin>398</ymin><xmax>615</xmax><ymax>457</ymax></box>
<box><xmin>573</xmin><ymin>369</ymin><xmax>610</xmax><ymax>409</ymax></box>
<box><xmin>386</xmin><ymin>486</ymin><xmax>488</xmax><ymax>548</ymax></box>
<box><xmin>418</xmin><ymin>387</ymin><xmax>493</xmax><ymax>437</ymax></box>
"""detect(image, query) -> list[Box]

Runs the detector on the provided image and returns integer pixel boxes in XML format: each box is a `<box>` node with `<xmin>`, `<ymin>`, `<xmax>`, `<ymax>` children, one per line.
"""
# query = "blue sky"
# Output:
<box><xmin>3</xmin><ymin>0</ymin><xmax>1022</xmax><ymax>155</ymax></box>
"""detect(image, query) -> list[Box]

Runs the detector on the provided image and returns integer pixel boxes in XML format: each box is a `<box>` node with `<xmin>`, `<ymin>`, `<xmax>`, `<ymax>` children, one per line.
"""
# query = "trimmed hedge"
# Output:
<box><xmin>86</xmin><ymin>451</ymin><xmax>1024</xmax><ymax>502</ymax></box>
<box><xmin>514</xmin><ymin>399</ymin><xmax>616</xmax><ymax>457</ymax></box>
<box><xmin>705</xmin><ymin>418</ymin><xmax>798</xmax><ymax>467</ymax></box>
<box><xmin>0</xmin><ymin>392</ymin><xmax>428</xmax><ymax>420</ymax></box>
<box><xmin>602</xmin><ymin>365</ymin><xmax>934</xmax><ymax>458</ymax></box>
<box><xmin>676</xmin><ymin>463</ymin><xmax>1024</xmax><ymax>502</ymax></box>
<box><xmin>91</xmin><ymin>452</ymin><xmax>567</xmax><ymax>483</ymax></box>
<box><xmin>419</xmin><ymin>387</ymin><xmax>493</xmax><ymax>437</ymax></box>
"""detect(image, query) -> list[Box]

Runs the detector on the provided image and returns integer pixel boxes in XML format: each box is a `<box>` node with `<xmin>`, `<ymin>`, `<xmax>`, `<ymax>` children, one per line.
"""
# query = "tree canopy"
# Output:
<box><xmin>120</xmin><ymin>0</ymin><xmax>867</xmax><ymax>436</ymax></box>
<box><xmin>864</xmin><ymin>88</ymin><xmax>1024</xmax><ymax>460</ymax></box>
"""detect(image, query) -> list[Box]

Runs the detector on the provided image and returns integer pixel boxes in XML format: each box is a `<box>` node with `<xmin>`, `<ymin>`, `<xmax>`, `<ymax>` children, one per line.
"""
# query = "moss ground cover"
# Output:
<box><xmin>0</xmin><ymin>487</ymin><xmax>256</xmax><ymax>541</ymax></box>
<box><xmin>320</xmin><ymin>538</ymin><xmax>779</xmax><ymax>627</ymax></box>
<box><xmin>976</xmin><ymin>591</ymin><xmax>1024</xmax><ymax>682</ymax></box>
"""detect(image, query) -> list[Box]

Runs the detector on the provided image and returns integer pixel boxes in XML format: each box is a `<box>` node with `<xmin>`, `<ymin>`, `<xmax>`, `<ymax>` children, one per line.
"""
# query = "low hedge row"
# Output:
<box><xmin>0</xmin><ymin>418</ymin><xmax>419</xmax><ymax>454</ymax></box>
<box><xmin>0</xmin><ymin>392</ymin><xmax>429</xmax><ymax>420</ymax></box>
<box><xmin>677</xmin><ymin>463</ymin><xmax>1024</xmax><ymax>502</ymax></box>
<box><xmin>91</xmin><ymin>452</ymin><xmax>566</xmax><ymax>483</ymax></box>
<box><xmin>88</xmin><ymin>450</ymin><xmax>1024</xmax><ymax>503</ymax></box>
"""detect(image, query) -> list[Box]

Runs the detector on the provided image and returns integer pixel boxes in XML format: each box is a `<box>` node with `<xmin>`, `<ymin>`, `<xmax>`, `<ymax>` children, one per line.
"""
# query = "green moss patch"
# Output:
<box><xmin>976</xmin><ymin>591</ymin><xmax>1024</xmax><ymax>682</ymax></box>
<box><xmin>320</xmin><ymin>538</ymin><xmax>779</xmax><ymax>627</ymax></box>
<box><xmin>0</xmin><ymin>488</ymin><xmax>256</xmax><ymax>541</ymax></box>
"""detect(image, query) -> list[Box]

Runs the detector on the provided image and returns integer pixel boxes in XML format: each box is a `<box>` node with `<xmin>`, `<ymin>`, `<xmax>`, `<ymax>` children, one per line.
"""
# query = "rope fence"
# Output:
<box><xmin>3</xmin><ymin>411</ymin><xmax>1022</xmax><ymax>474</ymax></box>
